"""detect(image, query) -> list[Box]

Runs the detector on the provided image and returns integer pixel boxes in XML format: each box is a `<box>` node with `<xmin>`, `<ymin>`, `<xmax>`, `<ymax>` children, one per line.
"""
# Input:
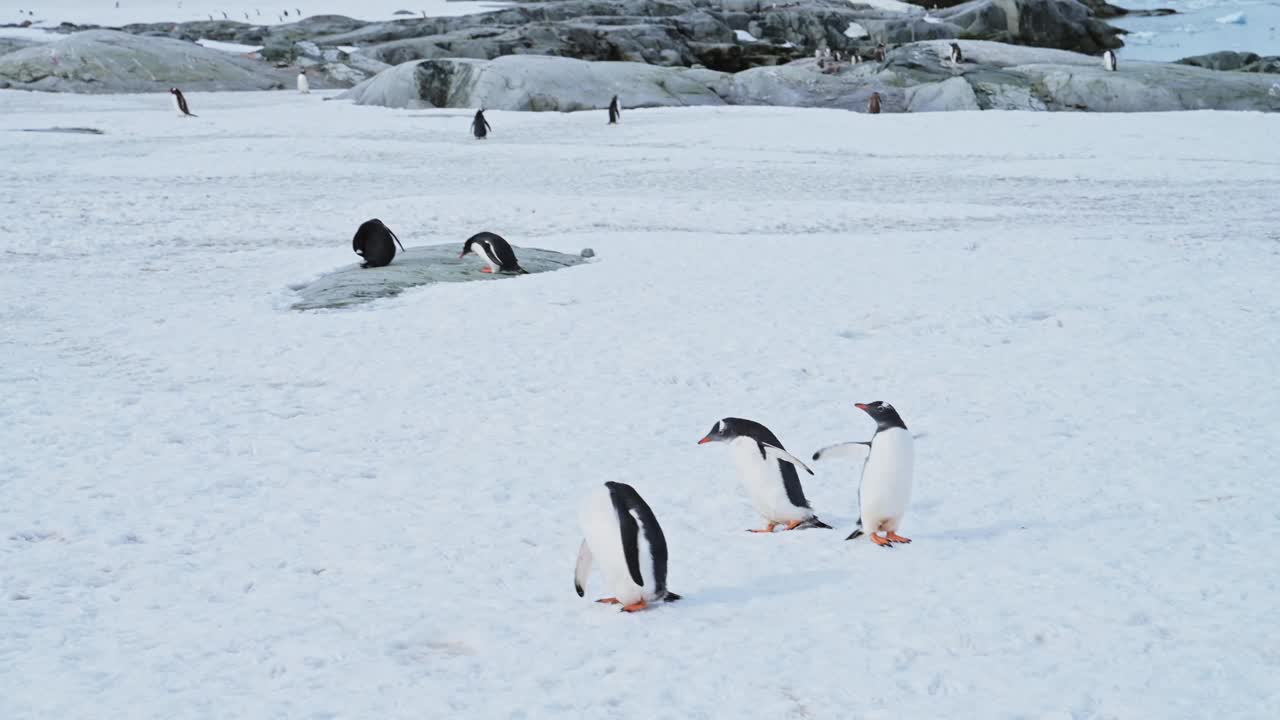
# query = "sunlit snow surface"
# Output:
<box><xmin>2</xmin><ymin>90</ymin><xmax>1280</xmax><ymax>719</ymax></box>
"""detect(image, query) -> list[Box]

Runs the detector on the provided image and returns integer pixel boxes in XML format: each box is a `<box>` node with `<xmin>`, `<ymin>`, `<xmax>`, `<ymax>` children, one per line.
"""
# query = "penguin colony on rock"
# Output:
<box><xmin>575</xmin><ymin>402</ymin><xmax>917</xmax><ymax>613</ymax></box>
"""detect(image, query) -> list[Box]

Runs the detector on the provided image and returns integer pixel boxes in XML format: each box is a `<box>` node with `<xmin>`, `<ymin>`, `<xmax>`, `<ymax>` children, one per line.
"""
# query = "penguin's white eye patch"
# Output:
<box><xmin>713</xmin><ymin>421</ymin><xmax>723</xmax><ymax>434</ymax></box>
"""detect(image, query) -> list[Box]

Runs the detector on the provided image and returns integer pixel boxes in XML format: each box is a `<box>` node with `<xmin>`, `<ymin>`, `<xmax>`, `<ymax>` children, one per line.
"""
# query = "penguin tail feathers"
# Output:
<box><xmin>662</xmin><ymin>591</ymin><xmax>682</xmax><ymax>603</ymax></box>
<box><xmin>515</xmin><ymin>266</ymin><xmax>529</xmax><ymax>275</ymax></box>
<box><xmin>798</xmin><ymin>516</ymin><xmax>833</xmax><ymax>530</ymax></box>
<box><xmin>845</xmin><ymin>528</ymin><xmax>865</xmax><ymax>541</ymax></box>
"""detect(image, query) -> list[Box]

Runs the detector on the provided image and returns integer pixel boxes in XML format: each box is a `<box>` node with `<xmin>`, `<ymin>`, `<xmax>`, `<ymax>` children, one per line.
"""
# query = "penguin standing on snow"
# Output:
<box><xmin>575</xmin><ymin>482</ymin><xmax>681</xmax><ymax>613</ymax></box>
<box><xmin>471</xmin><ymin>109</ymin><xmax>492</xmax><ymax>139</ymax></box>
<box><xmin>608</xmin><ymin>95</ymin><xmax>621</xmax><ymax>125</ymax></box>
<box><xmin>459</xmin><ymin>232</ymin><xmax>527</xmax><ymax>274</ymax></box>
<box><xmin>868</xmin><ymin>92</ymin><xmax>882</xmax><ymax>114</ymax></box>
<box><xmin>169</xmin><ymin>88</ymin><xmax>197</xmax><ymax>117</ymax></box>
<box><xmin>352</xmin><ymin>218</ymin><xmax>405</xmax><ymax>268</ymax></box>
<box><xmin>1103</xmin><ymin>49</ymin><xmax>1117</xmax><ymax>72</ymax></box>
<box><xmin>297</xmin><ymin>68</ymin><xmax>310</xmax><ymax>94</ymax></box>
<box><xmin>698</xmin><ymin>418</ymin><xmax>832</xmax><ymax>533</ymax></box>
<box><xmin>949</xmin><ymin>42</ymin><xmax>963</xmax><ymax>66</ymax></box>
<box><xmin>812</xmin><ymin>401</ymin><xmax>914</xmax><ymax>547</ymax></box>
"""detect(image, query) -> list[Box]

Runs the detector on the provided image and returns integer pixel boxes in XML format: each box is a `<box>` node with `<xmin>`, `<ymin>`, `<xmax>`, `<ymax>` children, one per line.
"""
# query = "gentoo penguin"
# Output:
<box><xmin>459</xmin><ymin>232</ymin><xmax>527</xmax><ymax>274</ymax></box>
<box><xmin>608</xmin><ymin>95</ymin><xmax>621</xmax><ymax>125</ymax></box>
<box><xmin>949</xmin><ymin>42</ymin><xmax>963</xmax><ymax>66</ymax></box>
<box><xmin>471</xmin><ymin>109</ymin><xmax>492</xmax><ymax>139</ymax></box>
<box><xmin>351</xmin><ymin>218</ymin><xmax>405</xmax><ymax>268</ymax></box>
<box><xmin>698</xmin><ymin>418</ymin><xmax>832</xmax><ymax>533</ymax></box>
<box><xmin>297</xmin><ymin>68</ymin><xmax>310</xmax><ymax>94</ymax></box>
<box><xmin>812</xmin><ymin>401</ymin><xmax>913</xmax><ymax>547</ymax></box>
<box><xmin>868</xmin><ymin>92</ymin><xmax>882</xmax><ymax>114</ymax></box>
<box><xmin>875</xmin><ymin>43</ymin><xmax>887</xmax><ymax>62</ymax></box>
<box><xmin>1103</xmin><ymin>49</ymin><xmax>1117</xmax><ymax>72</ymax></box>
<box><xmin>575</xmin><ymin>481</ymin><xmax>681</xmax><ymax>613</ymax></box>
<box><xmin>169</xmin><ymin>88</ymin><xmax>196</xmax><ymax>117</ymax></box>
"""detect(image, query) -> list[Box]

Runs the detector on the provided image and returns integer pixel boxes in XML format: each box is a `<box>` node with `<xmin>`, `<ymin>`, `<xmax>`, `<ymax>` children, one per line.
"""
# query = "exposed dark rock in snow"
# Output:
<box><xmin>291</xmin><ymin>244</ymin><xmax>595</xmax><ymax>310</ymax></box>
<box><xmin>339</xmin><ymin>41</ymin><xmax>1280</xmax><ymax>113</ymax></box>
<box><xmin>1177</xmin><ymin>51</ymin><xmax>1280</xmax><ymax>75</ymax></box>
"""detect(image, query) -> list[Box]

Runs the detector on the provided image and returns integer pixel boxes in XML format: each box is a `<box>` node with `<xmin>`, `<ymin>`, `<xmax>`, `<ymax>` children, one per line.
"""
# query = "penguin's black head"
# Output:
<box><xmin>459</xmin><ymin>237</ymin><xmax>476</xmax><ymax>259</ymax></box>
<box><xmin>855</xmin><ymin>401</ymin><xmax>907</xmax><ymax>431</ymax></box>
<box><xmin>169</xmin><ymin>88</ymin><xmax>179</xmax><ymax>95</ymax></box>
<box><xmin>698</xmin><ymin>418</ymin><xmax>735</xmax><ymax>444</ymax></box>
<box><xmin>698</xmin><ymin>417</ymin><xmax>777</xmax><ymax>446</ymax></box>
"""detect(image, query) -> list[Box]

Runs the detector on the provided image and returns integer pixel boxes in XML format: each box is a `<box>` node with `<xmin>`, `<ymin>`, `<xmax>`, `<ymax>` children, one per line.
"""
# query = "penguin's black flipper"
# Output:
<box><xmin>388</xmin><ymin>227</ymin><xmax>406</xmax><ymax>252</ymax></box>
<box><xmin>574</xmin><ymin>539</ymin><xmax>592</xmax><ymax>598</ymax></box>
<box><xmin>758</xmin><ymin>442</ymin><xmax>815</xmax><ymax>475</ymax></box>
<box><xmin>812</xmin><ymin>441</ymin><xmax>871</xmax><ymax>462</ymax></box>
<box><xmin>845</xmin><ymin>527</ymin><xmax>864</xmax><ymax>541</ymax></box>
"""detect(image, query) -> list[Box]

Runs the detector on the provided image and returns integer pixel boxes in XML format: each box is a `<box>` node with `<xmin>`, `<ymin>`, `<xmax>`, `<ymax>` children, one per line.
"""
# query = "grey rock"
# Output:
<box><xmin>291</xmin><ymin>243</ymin><xmax>594</xmax><ymax>310</ymax></box>
<box><xmin>1177</xmin><ymin>51</ymin><xmax>1280</xmax><ymax>75</ymax></box>
<box><xmin>0</xmin><ymin>29</ymin><xmax>298</xmax><ymax>93</ymax></box>
<box><xmin>338</xmin><ymin>54</ymin><xmax>728</xmax><ymax>109</ymax></box>
<box><xmin>339</xmin><ymin>40</ymin><xmax>1280</xmax><ymax>113</ymax></box>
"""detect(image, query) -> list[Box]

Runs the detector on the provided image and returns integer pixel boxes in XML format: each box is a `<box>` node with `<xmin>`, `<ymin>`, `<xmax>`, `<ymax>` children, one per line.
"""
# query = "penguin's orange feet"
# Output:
<box><xmin>784</xmin><ymin>520</ymin><xmax>804</xmax><ymax>531</ymax></box>
<box><xmin>748</xmin><ymin>522</ymin><xmax>778</xmax><ymax>534</ymax></box>
<box><xmin>595</xmin><ymin>597</ymin><xmax>621</xmax><ymax>605</ymax></box>
<box><xmin>886</xmin><ymin>532</ymin><xmax>912</xmax><ymax>544</ymax></box>
<box><xmin>480</xmin><ymin>267</ymin><xmax>494</xmax><ymax>273</ymax></box>
<box><xmin>621</xmin><ymin>600</ymin><xmax>648</xmax><ymax>613</ymax></box>
<box><xmin>870</xmin><ymin>533</ymin><xmax>893</xmax><ymax>547</ymax></box>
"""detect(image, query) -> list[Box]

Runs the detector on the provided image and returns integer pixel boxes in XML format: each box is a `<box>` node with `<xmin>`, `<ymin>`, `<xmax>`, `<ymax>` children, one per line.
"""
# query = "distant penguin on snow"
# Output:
<box><xmin>352</xmin><ymin>218</ymin><xmax>405</xmax><ymax>268</ymax></box>
<box><xmin>812</xmin><ymin>401</ymin><xmax>914</xmax><ymax>547</ymax></box>
<box><xmin>608</xmin><ymin>95</ymin><xmax>621</xmax><ymax>125</ymax></box>
<box><xmin>575</xmin><ymin>482</ymin><xmax>681</xmax><ymax>613</ymax></box>
<box><xmin>699</xmin><ymin>418</ymin><xmax>832</xmax><ymax>533</ymax></box>
<box><xmin>297</xmin><ymin>68</ymin><xmax>310</xmax><ymax>94</ymax></box>
<box><xmin>471</xmin><ymin>109</ymin><xmax>492</xmax><ymax>139</ymax></box>
<box><xmin>169</xmin><ymin>88</ymin><xmax>196</xmax><ymax>117</ymax></box>
<box><xmin>949</xmin><ymin>42</ymin><xmax>963</xmax><ymax>66</ymax></box>
<box><xmin>459</xmin><ymin>232</ymin><xmax>527</xmax><ymax>274</ymax></box>
<box><xmin>868</xmin><ymin>91</ymin><xmax>882</xmax><ymax>114</ymax></box>
<box><xmin>1103</xmin><ymin>49</ymin><xmax>1117</xmax><ymax>72</ymax></box>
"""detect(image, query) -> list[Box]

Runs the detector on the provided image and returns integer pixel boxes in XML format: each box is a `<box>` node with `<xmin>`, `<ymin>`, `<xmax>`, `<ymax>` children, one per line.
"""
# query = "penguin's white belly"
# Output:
<box><xmin>579</xmin><ymin>485</ymin><xmax>652</xmax><ymax>605</ymax></box>
<box><xmin>480</xmin><ymin>250</ymin><xmax>500</xmax><ymax>270</ymax></box>
<box><xmin>172</xmin><ymin>95</ymin><xmax>184</xmax><ymax>116</ymax></box>
<box><xmin>297</xmin><ymin>75</ymin><xmax>310</xmax><ymax>93</ymax></box>
<box><xmin>729</xmin><ymin>438</ymin><xmax>810</xmax><ymax>523</ymax></box>
<box><xmin>860</xmin><ymin>428</ymin><xmax>914</xmax><ymax>532</ymax></box>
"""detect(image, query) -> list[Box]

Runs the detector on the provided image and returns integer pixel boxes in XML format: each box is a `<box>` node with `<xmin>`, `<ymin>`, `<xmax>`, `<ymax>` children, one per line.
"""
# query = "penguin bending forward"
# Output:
<box><xmin>471</xmin><ymin>109</ymin><xmax>492</xmax><ymax>139</ymax></box>
<box><xmin>352</xmin><ymin>218</ymin><xmax>405</xmax><ymax>268</ymax></box>
<box><xmin>608</xmin><ymin>95</ymin><xmax>621</xmax><ymax>125</ymax></box>
<box><xmin>169</xmin><ymin>88</ymin><xmax>196</xmax><ymax>117</ymax></box>
<box><xmin>813</xmin><ymin>401</ymin><xmax>913</xmax><ymax>547</ymax></box>
<box><xmin>1103</xmin><ymin>49</ymin><xmax>1117</xmax><ymax>72</ymax></box>
<box><xmin>459</xmin><ymin>232</ymin><xmax>527</xmax><ymax>274</ymax></box>
<box><xmin>576</xmin><ymin>482</ymin><xmax>681</xmax><ymax>613</ymax></box>
<box><xmin>699</xmin><ymin>418</ymin><xmax>832</xmax><ymax>533</ymax></box>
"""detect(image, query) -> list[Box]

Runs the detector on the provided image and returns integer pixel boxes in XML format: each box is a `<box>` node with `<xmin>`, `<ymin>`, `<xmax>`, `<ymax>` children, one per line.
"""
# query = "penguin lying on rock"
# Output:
<box><xmin>575</xmin><ymin>482</ymin><xmax>681</xmax><ymax>613</ymax></box>
<box><xmin>812</xmin><ymin>401</ymin><xmax>914</xmax><ymax>547</ymax></box>
<box><xmin>699</xmin><ymin>418</ymin><xmax>832</xmax><ymax>533</ymax></box>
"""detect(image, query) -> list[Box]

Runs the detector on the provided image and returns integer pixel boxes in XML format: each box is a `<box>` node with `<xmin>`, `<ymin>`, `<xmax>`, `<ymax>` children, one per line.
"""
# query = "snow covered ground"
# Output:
<box><xmin>2</xmin><ymin>90</ymin><xmax>1279</xmax><ymax>719</ymax></box>
<box><xmin>5</xmin><ymin>0</ymin><xmax>508</xmax><ymax>28</ymax></box>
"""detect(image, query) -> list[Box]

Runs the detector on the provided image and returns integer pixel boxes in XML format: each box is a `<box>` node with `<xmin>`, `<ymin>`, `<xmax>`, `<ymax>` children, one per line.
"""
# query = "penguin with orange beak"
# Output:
<box><xmin>698</xmin><ymin>418</ymin><xmax>832</xmax><ymax>533</ymax></box>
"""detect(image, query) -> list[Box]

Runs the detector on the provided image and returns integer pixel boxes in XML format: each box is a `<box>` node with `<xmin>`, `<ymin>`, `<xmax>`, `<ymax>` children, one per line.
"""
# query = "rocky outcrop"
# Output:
<box><xmin>338</xmin><ymin>54</ymin><xmax>726</xmax><ymax>109</ymax></box>
<box><xmin>1177</xmin><ymin>51</ymin><xmax>1280</xmax><ymax>75</ymax></box>
<box><xmin>0</xmin><ymin>29</ymin><xmax>303</xmax><ymax>92</ymax></box>
<box><xmin>339</xmin><ymin>40</ymin><xmax>1280</xmax><ymax>113</ymax></box>
<box><xmin>40</xmin><ymin>0</ymin><xmax>1128</xmax><ymax>76</ymax></box>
